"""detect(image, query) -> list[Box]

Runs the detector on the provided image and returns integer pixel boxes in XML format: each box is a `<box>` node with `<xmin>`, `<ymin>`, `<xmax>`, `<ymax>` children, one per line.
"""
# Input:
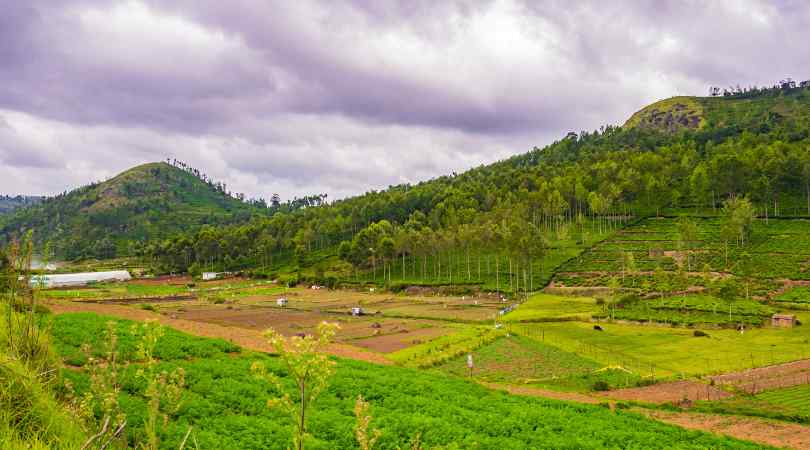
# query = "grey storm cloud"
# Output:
<box><xmin>0</xmin><ymin>0</ymin><xmax>809</xmax><ymax>200</ymax></box>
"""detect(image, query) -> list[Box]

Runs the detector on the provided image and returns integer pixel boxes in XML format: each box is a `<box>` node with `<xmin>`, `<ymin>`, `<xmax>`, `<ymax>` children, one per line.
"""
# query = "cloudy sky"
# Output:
<box><xmin>1</xmin><ymin>0</ymin><xmax>809</xmax><ymax>201</ymax></box>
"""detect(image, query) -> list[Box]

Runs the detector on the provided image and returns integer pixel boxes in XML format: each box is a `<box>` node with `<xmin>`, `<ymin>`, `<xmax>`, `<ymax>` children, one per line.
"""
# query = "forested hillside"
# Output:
<box><xmin>0</xmin><ymin>162</ymin><xmax>267</xmax><ymax>259</ymax></box>
<box><xmin>143</xmin><ymin>84</ymin><xmax>810</xmax><ymax>289</ymax></box>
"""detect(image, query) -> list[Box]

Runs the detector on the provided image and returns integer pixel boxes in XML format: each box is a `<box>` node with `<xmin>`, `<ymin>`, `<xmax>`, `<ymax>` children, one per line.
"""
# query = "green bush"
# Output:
<box><xmin>592</xmin><ymin>380</ymin><xmax>610</xmax><ymax>391</ymax></box>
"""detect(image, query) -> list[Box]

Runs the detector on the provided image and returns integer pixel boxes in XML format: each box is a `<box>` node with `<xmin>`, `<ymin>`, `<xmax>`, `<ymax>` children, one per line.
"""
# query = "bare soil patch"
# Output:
<box><xmin>640</xmin><ymin>409</ymin><xmax>810</xmax><ymax>449</ymax></box>
<box><xmin>602</xmin><ymin>380</ymin><xmax>731</xmax><ymax>404</ymax></box>
<box><xmin>352</xmin><ymin>325</ymin><xmax>451</xmax><ymax>353</ymax></box>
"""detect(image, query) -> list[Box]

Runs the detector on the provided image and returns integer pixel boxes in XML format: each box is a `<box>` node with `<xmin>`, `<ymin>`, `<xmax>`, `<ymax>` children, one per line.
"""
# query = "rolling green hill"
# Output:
<box><xmin>0</xmin><ymin>162</ymin><xmax>264</xmax><ymax>259</ymax></box>
<box><xmin>144</xmin><ymin>84</ymin><xmax>810</xmax><ymax>289</ymax></box>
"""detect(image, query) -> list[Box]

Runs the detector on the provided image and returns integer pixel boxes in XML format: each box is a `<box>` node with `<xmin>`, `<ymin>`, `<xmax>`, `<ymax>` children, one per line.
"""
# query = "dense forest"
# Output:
<box><xmin>143</xmin><ymin>85</ymin><xmax>810</xmax><ymax>289</ymax></box>
<box><xmin>0</xmin><ymin>195</ymin><xmax>43</xmax><ymax>215</ymax></box>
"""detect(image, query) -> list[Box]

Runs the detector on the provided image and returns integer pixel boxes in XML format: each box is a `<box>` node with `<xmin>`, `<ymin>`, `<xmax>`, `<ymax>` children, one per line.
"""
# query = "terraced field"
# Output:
<box><xmin>558</xmin><ymin>217</ymin><xmax>810</xmax><ymax>285</ymax></box>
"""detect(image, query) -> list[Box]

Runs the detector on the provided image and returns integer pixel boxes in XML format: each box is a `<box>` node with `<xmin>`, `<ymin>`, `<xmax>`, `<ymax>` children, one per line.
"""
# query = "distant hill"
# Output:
<box><xmin>625</xmin><ymin>86</ymin><xmax>810</xmax><ymax>136</ymax></box>
<box><xmin>0</xmin><ymin>195</ymin><xmax>44</xmax><ymax>215</ymax></box>
<box><xmin>0</xmin><ymin>162</ymin><xmax>266</xmax><ymax>259</ymax></box>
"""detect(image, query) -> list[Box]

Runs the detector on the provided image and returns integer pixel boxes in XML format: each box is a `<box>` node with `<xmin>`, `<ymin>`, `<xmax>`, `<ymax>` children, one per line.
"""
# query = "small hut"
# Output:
<box><xmin>771</xmin><ymin>314</ymin><xmax>796</xmax><ymax>328</ymax></box>
<box><xmin>276</xmin><ymin>297</ymin><xmax>288</xmax><ymax>307</ymax></box>
<box><xmin>351</xmin><ymin>307</ymin><xmax>364</xmax><ymax>316</ymax></box>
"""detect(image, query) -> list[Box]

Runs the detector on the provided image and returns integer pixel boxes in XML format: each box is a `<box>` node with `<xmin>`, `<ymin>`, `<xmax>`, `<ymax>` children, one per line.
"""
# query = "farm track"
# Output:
<box><xmin>45</xmin><ymin>299</ymin><xmax>394</xmax><ymax>366</ymax></box>
<box><xmin>639</xmin><ymin>409</ymin><xmax>810</xmax><ymax>450</ymax></box>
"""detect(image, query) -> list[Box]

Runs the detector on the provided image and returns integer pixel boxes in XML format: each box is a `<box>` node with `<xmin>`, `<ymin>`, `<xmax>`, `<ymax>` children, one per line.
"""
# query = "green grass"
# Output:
<box><xmin>49</xmin><ymin>312</ymin><xmax>767</xmax><ymax>449</ymax></box>
<box><xmin>507</xmin><ymin>313</ymin><xmax>810</xmax><ymax>378</ymax></box>
<box><xmin>502</xmin><ymin>293</ymin><xmax>599</xmax><ymax>322</ymax></box>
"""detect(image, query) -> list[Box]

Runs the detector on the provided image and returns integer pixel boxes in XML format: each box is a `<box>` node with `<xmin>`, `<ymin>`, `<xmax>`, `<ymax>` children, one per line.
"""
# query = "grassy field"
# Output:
<box><xmin>507</xmin><ymin>313</ymin><xmax>810</xmax><ymax>378</ymax></box>
<box><xmin>501</xmin><ymin>294</ymin><xmax>600</xmax><ymax>322</ymax></box>
<box><xmin>49</xmin><ymin>313</ymin><xmax>766</xmax><ymax>449</ymax></box>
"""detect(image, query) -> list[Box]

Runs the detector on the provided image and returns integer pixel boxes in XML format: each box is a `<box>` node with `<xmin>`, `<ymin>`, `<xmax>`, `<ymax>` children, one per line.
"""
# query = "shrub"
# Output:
<box><xmin>592</xmin><ymin>380</ymin><xmax>610</xmax><ymax>391</ymax></box>
<box><xmin>140</xmin><ymin>303</ymin><xmax>157</xmax><ymax>312</ymax></box>
<box><xmin>693</xmin><ymin>330</ymin><xmax>709</xmax><ymax>337</ymax></box>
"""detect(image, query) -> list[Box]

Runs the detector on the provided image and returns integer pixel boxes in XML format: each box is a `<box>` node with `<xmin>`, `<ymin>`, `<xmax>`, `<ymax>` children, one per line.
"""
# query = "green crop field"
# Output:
<box><xmin>559</xmin><ymin>217</ymin><xmax>810</xmax><ymax>285</ymax></box>
<box><xmin>694</xmin><ymin>385</ymin><xmax>810</xmax><ymax>425</ymax></box>
<box><xmin>435</xmin><ymin>335</ymin><xmax>599</xmax><ymax>383</ymax></box>
<box><xmin>40</xmin><ymin>279</ymin><xmax>281</xmax><ymax>302</ymax></box>
<box><xmin>501</xmin><ymin>293</ymin><xmax>599</xmax><ymax>322</ymax></box>
<box><xmin>774</xmin><ymin>287</ymin><xmax>810</xmax><ymax>306</ymax></box>
<box><xmin>593</xmin><ymin>294</ymin><xmax>774</xmax><ymax>327</ymax></box>
<box><xmin>756</xmin><ymin>385</ymin><xmax>810</xmax><ymax>416</ymax></box>
<box><xmin>388</xmin><ymin>326</ymin><xmax>504</xmax><ymax>368</ymax></box>
<box><xmin>49</xmin><ymin>313</ymin><xmax>766</xmax><ymax>449</ymax></box>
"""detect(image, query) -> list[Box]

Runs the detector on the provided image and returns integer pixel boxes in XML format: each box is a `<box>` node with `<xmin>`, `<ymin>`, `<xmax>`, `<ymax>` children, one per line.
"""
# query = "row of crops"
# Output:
<box><xmin>387</xmin><ymin>326</ymin><xmax>504</xmax><ymax>368</ymax></box>
<box><xmin>593</xmin><ymin>295</ymin><xmax>774</xmax><ymax>327</ymax></box>
<box><xmin>559</xmin><ymin>217</ymin><xmax>810</xmax><ymax>281</ymax></box>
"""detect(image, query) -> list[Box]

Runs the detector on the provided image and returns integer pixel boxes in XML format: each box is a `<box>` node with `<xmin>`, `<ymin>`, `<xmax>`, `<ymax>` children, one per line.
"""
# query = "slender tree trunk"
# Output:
<box><xmin>467</xmin><ymin>247</ymin><xmax>471</xmax><ymax>280</ymax></box>
<box><xmin>496</xmin><ymin>257</ymin><xmax>500</xmax><ymax>296</ymax></box>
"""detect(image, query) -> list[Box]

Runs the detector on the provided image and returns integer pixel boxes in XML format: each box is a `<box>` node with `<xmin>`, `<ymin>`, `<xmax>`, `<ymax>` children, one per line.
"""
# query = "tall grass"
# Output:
<box><xmin>0</xmin><ymin>234</ymin><xmax>87</xmax><ymax>448</ymax></box>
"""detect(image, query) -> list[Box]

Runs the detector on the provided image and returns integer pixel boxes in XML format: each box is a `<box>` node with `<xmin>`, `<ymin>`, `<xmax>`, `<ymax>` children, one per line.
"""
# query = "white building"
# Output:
<box><xmin>276</xmin><ymin>297</ymin><xmax>288</xmax><ymax>307</ymax></box>
<box><xmin>30</xmin><ymin>270</ymin><xmax>132</xmax><ymax>288</ymax></box>
<box><xmin>202</xmin><ymin>272</ymin><xmax>232</xmax><ymax>281</ymax></box>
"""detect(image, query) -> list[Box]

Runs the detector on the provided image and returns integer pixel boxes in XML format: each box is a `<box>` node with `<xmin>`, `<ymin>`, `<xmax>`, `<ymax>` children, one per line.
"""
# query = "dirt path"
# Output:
<box><xmin>640</xmin><ymin>409</ymin><xmax>810</xmax><ymax>449</ymax></box>
<box><xmin>45</xmin><ymin>300</ymin><xmax>393</xmax><ymax>366</ymax></box>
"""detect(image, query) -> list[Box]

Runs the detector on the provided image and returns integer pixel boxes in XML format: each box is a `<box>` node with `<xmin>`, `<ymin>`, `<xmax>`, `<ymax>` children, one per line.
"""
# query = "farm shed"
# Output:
<box><xmin>771</xmin><ymin>314</ymin><xmax>796</xmax><ymax>328</ymax></box>
<box><xmin>30</xmin><ymin>270</ymin><xmax>131</xmax><ymax>288</ymax></box>
<box><xmin>202</xmin><ymin>272</ymin><xmax>232</xmax><ymax>281</ymax></box>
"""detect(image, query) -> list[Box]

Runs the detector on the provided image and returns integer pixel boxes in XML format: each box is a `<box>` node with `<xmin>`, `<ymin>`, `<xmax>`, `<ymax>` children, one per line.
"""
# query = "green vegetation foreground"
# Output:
<box><xmin>49</xmin><ymin>313</ymin><xmax>766</xmax><ymax>449</ymax></box>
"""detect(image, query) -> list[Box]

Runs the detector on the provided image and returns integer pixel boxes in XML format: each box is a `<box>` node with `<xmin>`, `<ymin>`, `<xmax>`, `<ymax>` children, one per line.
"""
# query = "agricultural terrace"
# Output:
<box><xmin>557</xmin><ymin>217</ymin><xmax>810</xmax><ymax>289</ymax></box>
<box><xmin>41</xmin><ymin>277</ymin><xmax>514</xmax><ymax>356</ymax></box>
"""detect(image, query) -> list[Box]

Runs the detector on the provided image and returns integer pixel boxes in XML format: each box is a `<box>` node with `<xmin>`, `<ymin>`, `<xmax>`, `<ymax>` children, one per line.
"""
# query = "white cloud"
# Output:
<box><xmin>0</xmin><ymin>0</ymin><xmax>809</xmax><ymax>200</ymax></box>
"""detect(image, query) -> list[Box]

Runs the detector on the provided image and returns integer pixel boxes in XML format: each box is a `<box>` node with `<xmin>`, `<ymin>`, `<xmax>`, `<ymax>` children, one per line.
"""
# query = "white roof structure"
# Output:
<box><xmin>31</xmin><ymin>270</ymin><xmax>132</xmax><ymax>288</ymax></box>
